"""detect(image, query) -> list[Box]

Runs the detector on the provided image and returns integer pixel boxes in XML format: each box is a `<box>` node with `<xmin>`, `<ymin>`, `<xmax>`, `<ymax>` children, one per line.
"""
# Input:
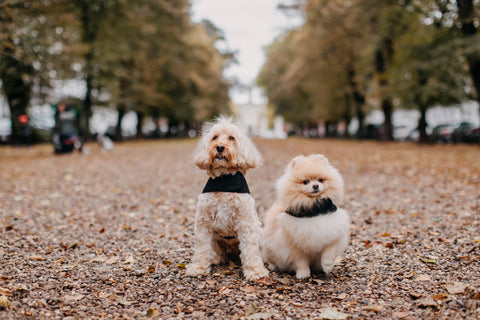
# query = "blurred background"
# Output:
<box><xmin>1</xmin><ymin>0</ymin><xmax>479</xmax><ymax>147</ymax></box>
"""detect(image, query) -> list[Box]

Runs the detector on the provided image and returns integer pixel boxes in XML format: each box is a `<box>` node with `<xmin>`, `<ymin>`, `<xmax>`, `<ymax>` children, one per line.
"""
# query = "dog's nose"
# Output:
<box><xmin>312</xmin><ymin>184</ymin><xmax>319</xmax><ymax>190</ymax></box>
<box><xmin>216</xmin><ymin>145</ymin><xmax>225</xmax><ymax>153</ymax></box>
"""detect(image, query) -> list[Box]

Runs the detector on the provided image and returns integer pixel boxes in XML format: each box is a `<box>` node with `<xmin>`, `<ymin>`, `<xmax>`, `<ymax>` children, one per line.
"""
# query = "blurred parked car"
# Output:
<box><xmin>430</xmin><ymin>124</ymin><xmax>457</xmax><ymax>143</ymax></box>
<box><xmin>451</xmin><ymin>122</ymin><xmax>479</xmax><ymax>143</ymax></box>
<box><xmin>393</xmin><ymin>124</ymin><xmax>417</xmax><ymax>141</ymax></box>
<box><xmin>0</xmin><ymin>117</ymin><xmax>12</xmax><ymax>144</ymax></box>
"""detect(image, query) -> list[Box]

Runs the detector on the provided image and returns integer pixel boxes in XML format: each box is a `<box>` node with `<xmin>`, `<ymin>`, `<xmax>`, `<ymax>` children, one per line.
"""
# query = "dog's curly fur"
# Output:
<box><xmin>186</xmin><ymin>117</ymin><xmax>269</xmax><ymax>281</ymax></box>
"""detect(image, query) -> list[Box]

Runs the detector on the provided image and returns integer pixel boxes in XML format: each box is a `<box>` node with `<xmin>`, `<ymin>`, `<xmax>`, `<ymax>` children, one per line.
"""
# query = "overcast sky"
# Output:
<box><xmin>191</xmin><ymin>0</ymin><xmax>302</xmax><ymax>104</ymax></box>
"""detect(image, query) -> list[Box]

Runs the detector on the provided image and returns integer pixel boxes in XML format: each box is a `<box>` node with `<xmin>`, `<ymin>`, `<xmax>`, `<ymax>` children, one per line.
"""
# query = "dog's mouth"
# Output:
<box><xmin>215</xmin><ymin>155</ymin><xmax>227</xmax><ymax>161</ymax></box>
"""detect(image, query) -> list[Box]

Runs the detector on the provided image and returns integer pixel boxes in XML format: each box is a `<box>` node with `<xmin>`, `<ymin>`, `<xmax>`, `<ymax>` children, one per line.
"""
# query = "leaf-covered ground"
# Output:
<box><xmin>0</xmin><ymin>139</ymin><xmax>479</xmax><ymax>319</ymax></box>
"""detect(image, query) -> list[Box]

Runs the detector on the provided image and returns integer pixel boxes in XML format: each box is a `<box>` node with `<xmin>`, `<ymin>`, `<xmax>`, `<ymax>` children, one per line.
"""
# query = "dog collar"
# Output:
<box><xmin>202</xmin><ymin>172</ymin><xmax>250</xmax><ymax>194</ymax></box>
<box><xmin>285</xmin><ymin>198</ymin><xmax>337</xmax><ymax>218</ymax></box>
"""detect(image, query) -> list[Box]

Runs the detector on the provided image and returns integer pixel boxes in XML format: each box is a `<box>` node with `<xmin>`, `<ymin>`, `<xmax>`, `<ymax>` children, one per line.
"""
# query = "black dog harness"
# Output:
<box><xmin>202</xmin><ymin>172</ymin><xmax>250</xmax><ymax>194</ymax></box>
<box><xmin>285</xmin><ymin>198</ymin><xmax>337</xmax><ymax>218</ymax></box>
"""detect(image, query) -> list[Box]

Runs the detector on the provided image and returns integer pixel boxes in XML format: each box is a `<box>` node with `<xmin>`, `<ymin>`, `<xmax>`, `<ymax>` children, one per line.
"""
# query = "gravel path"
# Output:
<box><xmin>1</xmin><ymin>139</ymin><xmax>479</xmax><ymax>319</ymax></box>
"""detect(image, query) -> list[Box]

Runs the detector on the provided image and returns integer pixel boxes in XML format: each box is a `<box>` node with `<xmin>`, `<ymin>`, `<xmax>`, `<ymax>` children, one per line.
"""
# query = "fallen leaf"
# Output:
<box><xmin>246</xmin><ymin>312</ymin><xmax>274</xmax><ymax>320</ymax></box>
<box><xmin>245</xmin><ymin>303</ymin><xmax>259</xmax><ymax>316</ymax></box>
<box><xmin>335</xmin><ymin>293</ymin><xmax>347</xmax><ymax>300</ymax></box>
<box><xmin>222</xmin><ymin>270</ymin><xmax>234</xmax><ymax>275</ymax></box>
<box><xmin>218</xmin><ymin>286</ymin><xmax>231</xmax><ymax>295</ymax></box>
<box><xmin>318</xmin><ymin>307</ymin><xmax>349</xmax><ymax>319</ymax></box>
<box><xmin>409</xmin><ymin>291</ymin><xmax>422</xmax><ymax>299</ymax></box>
<box><xmin>415</xmin><ymin>274</ymin><xmax>431</xmax><ymax>281</ymax></box>
<box><xmin>444</xmin><ymin>282</ymin><xmax>467</xmax><ymax>294</ymax></box>
<box><xmin>0</xmin><ymin>288</ymin><xmax>12</xmax><ymax>296</ymax></box>
<box><xmin>0</xmin><ymin>295</ymin><xmax>9</xmax><ymax>309</ymax></box>
<box><xmin>125</xmin><ymin>255</ymin><xmax>136</xmax><ymax>264</ymax></box>
<box><xmin>392</xmin><ymin>311</ymin><xmax>410</xmax><ymax>318</ymax></box>
<box><xmin>417</xmin><ymin>296</ymin><xmax>437</xmax><ymax>308</ymax></box>
<box><xmin>162</xmin><ymin>260</ymin><xmax>173</xmax><ymax>265</ymax></box>
<box><xmin>432</xmin><ymin>293</ymin><xmax>448</xmax><ymax>301</ymax></box>
<box><xmin>29</xmin><ymin>255</ymin><xmax>44</xmax><ymax>261</ymax></box>
<box><xmin>419</xmin><ymin>257</ymin><xmax>437</xmax><ymax>264</ymax></box>
<box><xmin>257</xmin><ymin>277</ymin><xmax>274</xmax><ymax>285</ymax></box>
<box><xmin>362</xmin><ymin>304</ymin><xmax>383</xmax><ymax>312</ymax></box>
<box><xmin>146</xmin><ymin>308</ymin><xmax>159</xmax><ymax>318</ymax></box>
<box><xmin>118</xmin><ymin>299</ymin><xmax>136</xmax><ymax>306</ymax></box>
<box><xmin>105</xmin><ymin>257</ymin><xmax>119</xmax><ymax>264</ymax></box>
<box><xmin>241</xmin><ymin>286</ymin><xmax>257</xmax><ymax>294</ymax></box>
<box><xmin>63</xmin><ymin>294</ymin><xmax>85</xmax><ymax>302</ymax></box>
<box><xmin>177</xmin><ymin>263</ymin><xmax>186</xmax><ymax>269</ymax></box>
<box><xmin>147</xmin><ymin>265</ymin><xmax>155</xmax><ymax>273</ymax></box>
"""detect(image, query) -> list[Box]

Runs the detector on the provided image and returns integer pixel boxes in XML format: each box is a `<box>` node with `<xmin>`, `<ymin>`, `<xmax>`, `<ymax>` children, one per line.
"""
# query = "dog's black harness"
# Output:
<box><xmin>202</xmin><ymin>172</ymin><xmax>250</xmax><ymax>194</ymax></box>
<box><xmin>285</xmin><ymin>198</ymin><xmax>337</xmax><ymax>218</ymax></box>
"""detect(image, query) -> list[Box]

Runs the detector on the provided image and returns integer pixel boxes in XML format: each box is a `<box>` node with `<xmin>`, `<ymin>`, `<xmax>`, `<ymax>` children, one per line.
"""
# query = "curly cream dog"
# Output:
<box><xmin>262</xmin><ymin>154</ymin><xmax>350</xmax><ymax>279</ymax></box>
<box><xmin>186</xmin><ymin>117</ymin><xmax>269</xmax><ymax>281</ymax></box>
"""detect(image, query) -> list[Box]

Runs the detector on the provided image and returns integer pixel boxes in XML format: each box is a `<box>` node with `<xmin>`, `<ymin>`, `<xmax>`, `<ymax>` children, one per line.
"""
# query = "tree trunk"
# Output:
<box><xmin>346</xmin><ymin>67</ymin><xmax>366</xmax><ymax>139</ymax></box>
<box><xmin>375</xmin><ymin>39</ymin><xmax>395</xmax><ymax>141</ymax></box>
<box><xmin>82</xmin><ymin>61</ymin><xmax>93</xmax><ymax>139</ymax></box>
<box><xmin>381</xmin><ymin>99</ymin><xmax>394</xmax><ymax>141</ymax></box>
<box><xmin>457</xmin><ymin>0</ymin><xmax>480</xmax><ymax>129</ymax></box>
<box><xmin>115</xmin><ymin>105</ymin><xmax>126</xmax><ymax>141</ymax></box>
<box><xmin>418</xmin><ymin>106</ymin><xmax>428</xmax><ymax>143</ymax></box>
<box><xmin>136</xmin><ymin>110</ymin><xmax>144</xmax><ymax>139</ymax></box>
<box><xmin>0</xmin><ymin>43</ymin><xmax>33</xmax><ymax>145</ymax></box>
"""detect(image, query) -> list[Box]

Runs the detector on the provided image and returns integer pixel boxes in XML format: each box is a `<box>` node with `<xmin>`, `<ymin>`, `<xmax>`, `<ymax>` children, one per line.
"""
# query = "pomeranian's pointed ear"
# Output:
<box><xmin>312</xmin><ymin>154</ymin><xmax>329</xmax><ymax>162</ymax></box>
<box><xmin>290</xmin><ymin>155</ymin><xmax>305</xmax><ymax>168</ymax></box>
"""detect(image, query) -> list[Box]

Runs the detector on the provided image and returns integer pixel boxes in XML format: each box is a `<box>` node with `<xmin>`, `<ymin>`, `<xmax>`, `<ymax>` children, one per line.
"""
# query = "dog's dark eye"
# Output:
<box><xmin>303</xmin><ymin>179</ymin><xmax>309</xmax><ymax>185</ymax></box>
<box><xmin>229</xmin><ymin>136</ymin><xmax>235</xmax><ymax>141</ymax></box>
<box><xmin>212</xmin><ymin>135</ymin><xmax>218</xmax><ymax>140</ymax></box>
<box><xmin>318</xmin><ymin>178</ymin><xmax>324</xmax><ymax>183</ymax></box>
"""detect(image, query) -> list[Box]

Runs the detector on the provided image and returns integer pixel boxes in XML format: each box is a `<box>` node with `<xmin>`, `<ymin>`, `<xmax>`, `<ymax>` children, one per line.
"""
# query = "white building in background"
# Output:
<box><xmin>234</xmin><ymin>102</ymin><xmax>286</xmax><ymax>139</ymax></box>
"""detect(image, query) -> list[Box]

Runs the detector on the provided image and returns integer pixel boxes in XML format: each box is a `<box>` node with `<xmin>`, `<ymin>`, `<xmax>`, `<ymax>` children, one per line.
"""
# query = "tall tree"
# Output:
<box><xmin>0</xmin><ymin>0</ymin><xmax>77</xmax><ymax>143</ymax></box>
<box><xmin>456</xmin><ymin>0</ymin><xmax>480</xmax><ymax>125</ymax></box>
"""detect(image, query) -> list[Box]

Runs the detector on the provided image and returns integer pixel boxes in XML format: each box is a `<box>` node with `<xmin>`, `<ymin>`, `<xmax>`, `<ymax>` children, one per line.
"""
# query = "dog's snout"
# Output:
<box><xmin>312</xmin><ymin>184</ymin><xmax>319</xmax><ymax>190</ymax></box>
<box><xmin>216</xmin><ymin>145</ymin><xmax>225</xmax><ymax>153</ymax></box>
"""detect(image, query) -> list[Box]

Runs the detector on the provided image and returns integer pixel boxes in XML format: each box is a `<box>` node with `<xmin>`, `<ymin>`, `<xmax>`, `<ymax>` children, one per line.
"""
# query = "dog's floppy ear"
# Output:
<box><xmin>192</xmin><ymin>122</ymin><xmax>214</xmax><ymax>169</ymax></box>
<box><xmin>236</xmin><ymin>132</ymin><xmax>263</xmax><ymax>170</ymax></box>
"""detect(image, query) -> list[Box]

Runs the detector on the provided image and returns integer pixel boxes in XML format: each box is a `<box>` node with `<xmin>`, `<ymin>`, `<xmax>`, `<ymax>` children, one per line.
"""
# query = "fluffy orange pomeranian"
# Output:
<box><xmin>262</xmin><ymin>154</ymin><xmax>350</xmax><ymax>279</ymax></box>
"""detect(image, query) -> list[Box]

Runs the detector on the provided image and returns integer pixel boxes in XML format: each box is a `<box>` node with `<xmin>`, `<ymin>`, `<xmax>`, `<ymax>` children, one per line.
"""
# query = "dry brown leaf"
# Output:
<box><xmin>415</xmin><ymin>274</ymin><xmax>431</xmax><ymax>281</ymax></box>
<box><xmin>63</xmin><ymin>294</ymin><xmax>85</xmax><ymax>302</ymax></box>
<box><xmin>0</xmin><ymin>295</ymin><xmax>9</xmax><ymax>309</ymax></box>
<box><xmin>241</xmin><ymin>286</ymin><xmax>257</xmax><ymax>294</ymax></box>
<box><xmin>335</xmin><ymin>293</ymin><xmax>347</xmax><ymax>300</ymax></box>
<box><xmin>146</xmin><ymin>308</ymin><xmax>159</xmax><ymax>318</ymax></box>
<box><xmin>417</xmin><ymin>296</ymin><xmax>437</xmax><ymax>308</ymax></box>
<box><xmin>362</xmin><ymin>304</ymin><xmax>384</xmax><ymax>312</ymax></box>
<box><xmin>257</xmin><ymin>277</ymin><xmax>274</xmax><ymax>286</ymax></box>
<box><xmin>0</xmin><ymin>288</ymin><xmax>12</xmax><ymax>296</ymax></box>
<box><xmin>392</xmin><ymin>311</ymin><xmax>410</xmax><ymax>319</ymax></box>
<box><xmin>444</xmin><ymin>282</ymin><xmax>467</xmax><ymax>294</ymax></box>
<box><xmin>318</xmin><ymin>308</ymin><xmax>349</xmax><ymax>320</ymax></box>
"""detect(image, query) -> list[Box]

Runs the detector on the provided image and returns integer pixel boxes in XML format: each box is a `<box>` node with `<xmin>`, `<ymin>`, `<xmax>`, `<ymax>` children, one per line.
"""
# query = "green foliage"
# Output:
<box><xmin>258</xmin><ymin>0</ymin><xmax>480</xmax><ymax>134</ymax></box>
<box><xmin>1</xmin><ymin>0</ymin><xmax>230</xmax><ymax>141</ymax></box>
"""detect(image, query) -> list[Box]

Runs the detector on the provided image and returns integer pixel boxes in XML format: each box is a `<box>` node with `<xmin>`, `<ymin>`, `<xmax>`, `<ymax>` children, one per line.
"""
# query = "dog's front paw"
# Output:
<box><xmin>243</xmin><ymin>266</ymin><xmax>269</xmax><ymax>281</ymax></box>
<box><xmin>185</xmin><ymin>263</ymin><xmax>210</xmax><ymax>277</ymax></box>
<box><xmin>321</xmin><ymin>260</ymin><xmax>334</xmax><ymax>274</ymax></box>
<box><xmin>295</xmin><ymin>268</ymin><xmax>311</xmax><ymax>279</ymax></box>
